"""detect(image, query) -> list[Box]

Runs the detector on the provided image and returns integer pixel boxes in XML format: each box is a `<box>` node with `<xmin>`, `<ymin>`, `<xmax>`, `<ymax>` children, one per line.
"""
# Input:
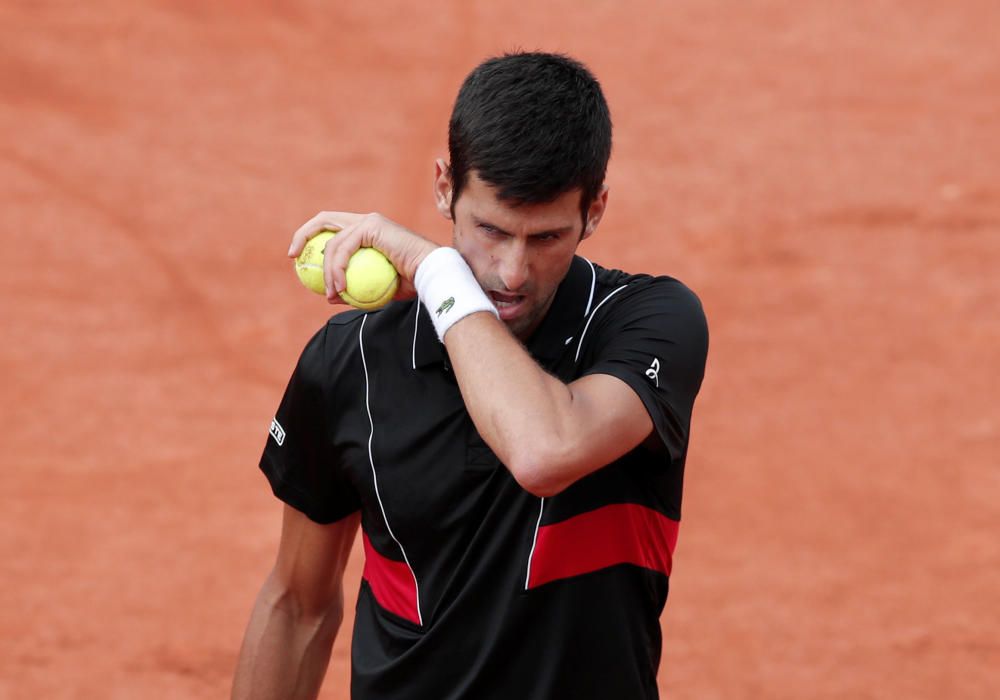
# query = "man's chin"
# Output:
<box><xmin>502</xmin><ymin>312</ymin><xmax>540</xmax><ymax>342</ymax></box>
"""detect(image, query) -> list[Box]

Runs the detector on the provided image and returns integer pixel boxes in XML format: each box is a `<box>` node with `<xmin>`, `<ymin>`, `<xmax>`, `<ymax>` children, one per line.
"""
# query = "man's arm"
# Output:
<box><xmin>442</xmin><ymin>311</ymin><xmax>653</xmax><ymax>496</ymax></box>
<box><xmin>232</xmin><ymin>505</ymin><xmax>360</xmax><ymax>700</ymax></box>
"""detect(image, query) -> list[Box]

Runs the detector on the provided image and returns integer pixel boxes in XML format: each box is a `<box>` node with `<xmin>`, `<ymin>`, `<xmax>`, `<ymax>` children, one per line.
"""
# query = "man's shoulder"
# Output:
<box><xmin>317</xmin><ymin>299</ymin><xmax>418</xmax><ymax>335</ymax></box>
<box><xmin>298</xmin><ymin>300</ymin><xmax>418</xmax><ymax>372</ymax></box>
<box><xmin>591</xmin><ymin>262</ymin><xmax>704</xmax><ymax>317</ymax></box>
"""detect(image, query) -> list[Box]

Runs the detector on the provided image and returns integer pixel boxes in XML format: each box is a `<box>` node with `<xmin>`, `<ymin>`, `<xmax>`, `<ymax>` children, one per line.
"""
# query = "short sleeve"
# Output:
<box><xmin>580</xmin><ymin>279</ymin><xmax>709</xmax><ymax>462</ymax></box>
<box><xmin>259</xmin><ymin>325</ymin><xmax>361</xmax><ymax>523</ymax></box>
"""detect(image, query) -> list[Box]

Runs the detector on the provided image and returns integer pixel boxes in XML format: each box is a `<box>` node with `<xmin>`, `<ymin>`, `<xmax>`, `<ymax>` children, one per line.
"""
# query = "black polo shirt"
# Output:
<box><xmin>260</xmin><ymin>255</ymin><xmax>708</xmax><ymax>699</ymax></box>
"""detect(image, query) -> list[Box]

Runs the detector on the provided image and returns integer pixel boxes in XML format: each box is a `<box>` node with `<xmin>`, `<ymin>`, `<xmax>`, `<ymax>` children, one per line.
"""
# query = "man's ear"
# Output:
<box><xmin>433</xmin><ymin>158</ymin><xmax>453</xmax><ymax>220</ymax></box>
<box><xmin>581</xmin><ymin>185</ymin><xmax>609</xmax><ymax>241</ymax></box>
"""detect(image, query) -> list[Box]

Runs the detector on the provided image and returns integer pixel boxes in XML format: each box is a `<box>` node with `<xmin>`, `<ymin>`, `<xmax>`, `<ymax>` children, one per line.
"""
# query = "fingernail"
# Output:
<box><xmin>288</xmin><ymin>245</ymin><xmax>295</xmax><ymax>256</ymax></box>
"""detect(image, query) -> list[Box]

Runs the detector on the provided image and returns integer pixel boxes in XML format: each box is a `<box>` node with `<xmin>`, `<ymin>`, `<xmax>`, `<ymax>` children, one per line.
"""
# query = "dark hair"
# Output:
<box><xmin>448</xmin><ymin>52</ymin><xmax>612</xmax><ymax>224</ymax></box>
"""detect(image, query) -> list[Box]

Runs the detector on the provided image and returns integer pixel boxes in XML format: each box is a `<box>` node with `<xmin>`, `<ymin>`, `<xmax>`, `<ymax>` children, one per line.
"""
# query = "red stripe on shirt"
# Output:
<box><xmin>362</xmin><ymin>532</ymin><xmax>420</xmax><ymax>624</ymax></box>
<box><xmin>527</xmin><ymin>503</ymin><xmax>679</xmax><ymax>589</ymax></box>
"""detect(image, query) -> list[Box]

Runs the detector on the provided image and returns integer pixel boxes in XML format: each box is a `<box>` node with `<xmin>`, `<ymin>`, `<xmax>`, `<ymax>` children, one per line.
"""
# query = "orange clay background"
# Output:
<box><xmin>1</xmin><ymin>2</ymin><xmax>997</xmax><ymax>698</ymax></box>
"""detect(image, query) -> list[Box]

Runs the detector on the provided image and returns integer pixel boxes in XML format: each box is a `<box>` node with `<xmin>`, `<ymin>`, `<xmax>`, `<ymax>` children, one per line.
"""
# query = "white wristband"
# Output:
<box><xmin>415</xmin><ymin>247</ymin><xmax>498</xmax><ymax>341</ymax></box>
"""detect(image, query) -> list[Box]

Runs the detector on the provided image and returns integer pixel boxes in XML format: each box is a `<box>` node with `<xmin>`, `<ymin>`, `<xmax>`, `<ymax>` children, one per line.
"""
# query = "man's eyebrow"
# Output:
<box><xmin>472</xmin><ymin>215</ymin><xmax>575</xmax><ymax>237</ymax></box>
<box><xmin>531</xmin><ymin>225</ymin><xmax>576</xmax><ymax>237</ymax></box>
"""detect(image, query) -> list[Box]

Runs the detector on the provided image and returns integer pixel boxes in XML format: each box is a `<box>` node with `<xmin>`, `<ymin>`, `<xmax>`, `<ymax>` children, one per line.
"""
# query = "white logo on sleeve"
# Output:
<box><xmin>269</xmin><ymin>418</ymin><xmax>286</xmax><ymax>446</ymax></box>
<box><xmin>645</xmin><ymin>358</ymin><xmax>660</xmax><ymax>388</ymax></box>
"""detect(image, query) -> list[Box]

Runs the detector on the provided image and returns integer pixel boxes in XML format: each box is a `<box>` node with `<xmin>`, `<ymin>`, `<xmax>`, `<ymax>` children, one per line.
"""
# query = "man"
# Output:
<box><xmin>233</xmin><ymin>52</ymin><xmax>708</xmax><ymax>699</ymax></box>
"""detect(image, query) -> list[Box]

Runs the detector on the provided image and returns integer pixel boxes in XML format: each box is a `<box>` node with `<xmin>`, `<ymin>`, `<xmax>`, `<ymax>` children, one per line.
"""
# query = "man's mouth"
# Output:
<box><xmin>489</xmin><ymin>291</ymin><xmax>526</xmax><ymax>319</ymax></box>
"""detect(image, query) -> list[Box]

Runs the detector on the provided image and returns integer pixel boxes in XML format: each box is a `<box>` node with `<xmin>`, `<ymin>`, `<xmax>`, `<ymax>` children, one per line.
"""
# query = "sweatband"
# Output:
<box><xmin>415</xmin><ymin>247</ymin><xmax>498</xmax><ymax>341</ymax></box>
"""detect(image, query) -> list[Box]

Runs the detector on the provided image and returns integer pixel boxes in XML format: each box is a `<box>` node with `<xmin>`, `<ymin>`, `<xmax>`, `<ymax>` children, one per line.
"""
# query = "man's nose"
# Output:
<box><xmin>498</xmin><ymin>242</ymin><xmax>529</xmax><ymax>291</ymax></box>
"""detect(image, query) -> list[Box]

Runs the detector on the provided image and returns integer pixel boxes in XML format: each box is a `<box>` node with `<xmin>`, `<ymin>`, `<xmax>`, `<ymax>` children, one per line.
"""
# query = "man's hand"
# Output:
<box><xmin>288</xmin><ymin>212</ymin><xmax>439</xmax><ymax>304</ymax></box>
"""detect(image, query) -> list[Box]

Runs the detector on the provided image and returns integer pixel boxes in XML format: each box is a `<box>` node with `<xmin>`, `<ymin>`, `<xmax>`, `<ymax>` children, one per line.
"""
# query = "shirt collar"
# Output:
<box><xmin>411</xmin><ymin>255</ymin><xmax>596</xmax><ymax>369</ymax></box>
<box><xmin>525</xmin><ymin>255</ymin><xmax>595</xmax><ymax>361</ymax></box>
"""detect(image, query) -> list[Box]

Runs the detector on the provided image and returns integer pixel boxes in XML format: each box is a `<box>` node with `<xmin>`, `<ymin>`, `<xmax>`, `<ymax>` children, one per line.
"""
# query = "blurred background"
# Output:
<box><xmin>1</xmin><ymin>1</ymin><xmax>997</xmax><ymax>697</ymax></box>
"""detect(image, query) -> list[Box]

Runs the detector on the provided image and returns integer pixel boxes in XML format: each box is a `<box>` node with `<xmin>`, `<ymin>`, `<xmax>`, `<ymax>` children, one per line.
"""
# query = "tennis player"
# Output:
<box><xmin>232</xmin><ymin>51</ymin><xmax>708</xmax><ymax>699</ymax></box>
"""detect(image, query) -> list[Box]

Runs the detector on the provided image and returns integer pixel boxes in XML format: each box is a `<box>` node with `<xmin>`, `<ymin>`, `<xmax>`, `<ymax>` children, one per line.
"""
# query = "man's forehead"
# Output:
<box><xmin>460</xmin><ymin>174</ymin><xmax>583</xmax><ymax>232</ymax></box>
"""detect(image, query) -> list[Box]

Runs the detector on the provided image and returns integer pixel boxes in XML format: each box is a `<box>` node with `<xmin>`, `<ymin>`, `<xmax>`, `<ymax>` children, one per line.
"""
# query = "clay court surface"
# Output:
<box><xmin>2</xmin><ymin>2</ymin><xmax>997</xmax><ymax>697</ymax></box>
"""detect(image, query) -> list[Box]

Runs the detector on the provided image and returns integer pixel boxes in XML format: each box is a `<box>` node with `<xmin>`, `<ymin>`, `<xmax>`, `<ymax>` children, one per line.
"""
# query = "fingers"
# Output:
<box><xmin>323</xmin><ymin>221</ymin><xmax>363</xmax><ymax>301</ymax></box>
<box><xmin>321</xmin><ymin>213</ymin><xmax>388</xmax><ymax>302</ymax></box>
<box><xmin>291</xmin><ymin>211</ymin><xmax>436</xmax><ymax>305</ymax></box>
<box><xmin>287</xmin><ymin>211</ymin><xmax>364</xmax><ymax>258</ymax></box>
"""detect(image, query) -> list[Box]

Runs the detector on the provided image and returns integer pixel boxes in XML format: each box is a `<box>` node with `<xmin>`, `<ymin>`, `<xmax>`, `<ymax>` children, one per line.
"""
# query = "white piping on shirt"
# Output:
<box><xmin>524</xmin><ymin>497</ymin><xmax>546</xmax><ymax>590</ymax></box>
<box><xmin>410</xmin><ymin>302</ymin><xmax>420</xmax><ymax>370</ymax></box>
<box><xmin>574</xmin><ymin>284</ymin><xmax>629</xmax><ymax>363</ymax></box>
<box><xmin>582</xmin><ymin>257</ymin><xmax>597</xmax><ymax>317</ymax></box>
<box><xmin>360</xmin><ymin>314</ymin><xmax>423</xmax><ymax>625</ymax></box>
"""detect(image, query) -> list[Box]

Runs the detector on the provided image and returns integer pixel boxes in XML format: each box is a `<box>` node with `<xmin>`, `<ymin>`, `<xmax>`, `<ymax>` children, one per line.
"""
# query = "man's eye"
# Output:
<box><xmin>532</xmin><ymin>233</ymin><xmax>561</xmax><ymax>243</ymax></box>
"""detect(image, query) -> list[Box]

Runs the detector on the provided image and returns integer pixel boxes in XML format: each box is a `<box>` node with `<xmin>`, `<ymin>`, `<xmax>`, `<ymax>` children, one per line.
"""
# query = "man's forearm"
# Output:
<box><xmin>442</xmin><ymin>312</ymin><xmax>651</xmax><ymax>497</ymax></box>
<box><xmin>231</xmin><ymin>573</ymin><xmax>343</xmax><ymax>700</ymax></box>
<box><xmin>443</xmin><ymin>313</ymin><xmax>577</xmax><ymax>494</ymax></box>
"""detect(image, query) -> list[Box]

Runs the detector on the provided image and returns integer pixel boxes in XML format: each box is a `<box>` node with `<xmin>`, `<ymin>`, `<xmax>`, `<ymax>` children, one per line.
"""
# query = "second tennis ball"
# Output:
<box><xmin>295</xmin><ymin>231</ymin><xmax>399</xmax><ymax>311</ymax></box>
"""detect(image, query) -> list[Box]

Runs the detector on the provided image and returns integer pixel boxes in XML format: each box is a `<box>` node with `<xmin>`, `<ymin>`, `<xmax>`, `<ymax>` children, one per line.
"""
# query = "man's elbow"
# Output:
<box><xmin>505</xmin><ymin>443</ymin><xmax>581</xmax><ymax>498</ymax></box>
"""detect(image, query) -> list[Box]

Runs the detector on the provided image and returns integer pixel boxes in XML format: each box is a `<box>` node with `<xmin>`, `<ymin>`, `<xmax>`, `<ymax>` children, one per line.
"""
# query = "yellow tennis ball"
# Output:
<box><xmin>295</xmin><ymin>232</ymin><xmax>336</xmax><ymax>295</ymax></box>
<box><xmin>340</xmin><ymin>247</ymin><xmax>400</xmax><ymax>310</ymax></box>
<box><xmin>295</xmin><ymin>231</ymin><xmax>399</xmax><ymax>311</ymax></box>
